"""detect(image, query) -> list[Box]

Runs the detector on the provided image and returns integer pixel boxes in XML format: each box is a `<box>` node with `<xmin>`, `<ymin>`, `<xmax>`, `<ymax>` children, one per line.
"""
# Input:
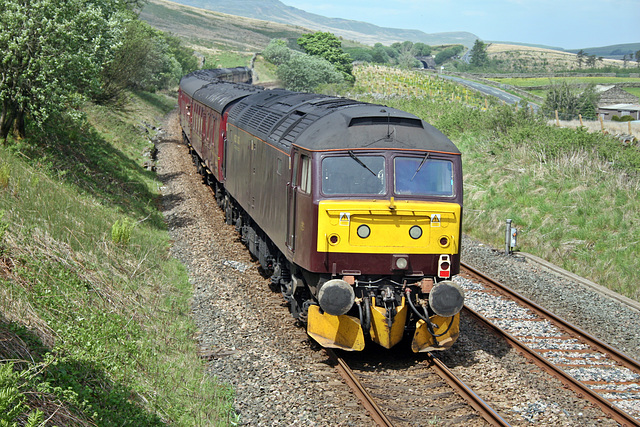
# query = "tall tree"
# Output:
<box><xmin>576</xmin><ymin>49</ymin><xmax>585</xmax><ymax>68</ymax></box>
<box><xmin>0</xmin><ymin>0</ymin><xmax>128</xmax><ymax>141</ymax></box>
<box><xmin>470</xmin><ymin>39</ymin><xmax>489</xmax><ymax>67</ymax></box>
<box><xmin>297</xmin><ymin>32</ymin><xmax>354</xmax><ymax>83</ymax></box>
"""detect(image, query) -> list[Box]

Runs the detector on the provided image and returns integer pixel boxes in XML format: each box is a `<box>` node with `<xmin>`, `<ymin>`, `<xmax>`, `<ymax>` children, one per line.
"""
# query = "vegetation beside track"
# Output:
<box><xmin>0</xmin><ymin>92</ymin><xmax>236</xmax><ymax>425</ymax></box>
<box><xmin>351</xmin><ymin>65</ymin><xmax>640</xmax><ymax>300</ymax></box>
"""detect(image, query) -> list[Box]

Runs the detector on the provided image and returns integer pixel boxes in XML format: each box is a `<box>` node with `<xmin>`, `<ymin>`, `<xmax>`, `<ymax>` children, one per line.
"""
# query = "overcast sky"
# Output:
<box><xmin>282</xmin><ymin>0</ymin><xmax>640</xmax><ymax>49</ymax></box>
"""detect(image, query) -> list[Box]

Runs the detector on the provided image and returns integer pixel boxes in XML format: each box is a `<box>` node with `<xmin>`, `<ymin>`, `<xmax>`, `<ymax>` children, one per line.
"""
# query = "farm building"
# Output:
<box><xmin>594</xmin><ymin>85</ymin><xmax>640</xmax><ymax>120</ymax></box>
<box><xmin>597</xmin><ymin>103</ymin><xmax>640</xmax><ymax>120</ymax></box>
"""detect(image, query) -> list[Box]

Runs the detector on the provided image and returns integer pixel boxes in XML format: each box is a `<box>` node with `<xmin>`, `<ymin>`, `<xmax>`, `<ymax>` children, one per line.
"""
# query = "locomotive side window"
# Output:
<box><xmin>394</xmin><ymin>156</ymin><xmax>454</xmax><ymax>196</ymax></box>
<box><xmin>300</xmin><ymin>155</ymin><xmax>312</xmax><ymax>194</ymax></box>
<box><xmin>322</xmin><ymin>155</ymin><xmax>385</xmax><ymax>195</ymax></box>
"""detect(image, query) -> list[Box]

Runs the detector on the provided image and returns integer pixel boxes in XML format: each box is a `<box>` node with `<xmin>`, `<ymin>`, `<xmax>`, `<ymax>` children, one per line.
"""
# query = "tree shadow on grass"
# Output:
<box><xmin>0</xmin><ymin>318</ymin><xmax>164</xmax><ymax>427</ymax></box>
<box><xmin>17</xmin><ymin>112</ymin><xmax>167</xmax><ymax>231</ymax></box>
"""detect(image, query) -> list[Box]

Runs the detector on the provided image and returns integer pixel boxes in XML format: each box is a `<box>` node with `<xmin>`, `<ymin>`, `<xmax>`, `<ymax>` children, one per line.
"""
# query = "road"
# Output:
<box><xmin>440</xmin><ymin>74</ymin><xmax>540</xmax><ymax>111</ymax></box>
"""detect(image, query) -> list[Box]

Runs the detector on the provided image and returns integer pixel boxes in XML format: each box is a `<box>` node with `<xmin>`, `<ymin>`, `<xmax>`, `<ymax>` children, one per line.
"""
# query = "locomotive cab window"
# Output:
<box><xmin>300</xmin><ymin>155</ymin><xmax>312</xmax><ymax>194</ymax></box>
<box><xmin>322</xmin><ymin>154</ymin><xmax>385</xmax><ymax>195</ymax></box>
<box><xmin>394</xmin><ymin>156</ymin><xmax>454</xmax><ymax>196</ymax></box>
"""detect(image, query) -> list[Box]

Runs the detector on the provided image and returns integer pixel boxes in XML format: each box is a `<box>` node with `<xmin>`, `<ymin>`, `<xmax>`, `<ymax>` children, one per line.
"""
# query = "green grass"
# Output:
<box><xmin>350</xmin><ymin>69</ymin><xmax>640</xmax><ymax>301</ymax></box>
<box><xmin>0</xmin><ymin>91</ymin><xmax>236</xmax><ymax>425</ymax></box>
<box><xmin>625</xmin><ymin>87</ymin><xmax>640</xmax><ymax>98</ymax></box>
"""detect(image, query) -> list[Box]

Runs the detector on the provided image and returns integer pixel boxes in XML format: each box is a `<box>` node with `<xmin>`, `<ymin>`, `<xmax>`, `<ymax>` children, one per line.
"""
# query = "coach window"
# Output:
<box><xmin>300</xmin><ymin>155</ymin><xmax>311</xmax><ymax>194</ymax></box>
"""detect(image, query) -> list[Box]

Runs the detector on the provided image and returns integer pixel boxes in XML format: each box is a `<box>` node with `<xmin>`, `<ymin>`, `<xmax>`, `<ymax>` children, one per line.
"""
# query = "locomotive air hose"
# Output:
<box><xmin>405</xmin><ymin>289</ymin><xmax>455</xmax><ymax>338</ymax></box>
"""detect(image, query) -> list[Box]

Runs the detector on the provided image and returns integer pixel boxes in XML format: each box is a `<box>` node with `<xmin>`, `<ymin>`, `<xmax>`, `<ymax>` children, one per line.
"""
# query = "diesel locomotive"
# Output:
<box><xmin>178</xmin><ymin>67</ymin><xmax>465</xmax><ymax>352</ymax></box>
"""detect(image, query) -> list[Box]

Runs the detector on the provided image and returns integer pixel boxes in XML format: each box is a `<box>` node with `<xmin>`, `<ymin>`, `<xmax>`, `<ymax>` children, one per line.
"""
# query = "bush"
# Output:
<box><xmin>612</xmin><ymin>115</ymin><xmax>635</xmax><ymax>122</ymax></box>
<box><xmin>262</xmin><ymin>39</ymin><xmax>292</xmax><ymax>65</ymax></box>
<box><xmin>276</xmin><ymin>53</ymin><xmax>344</xmax><ymax>92</ymax></box>
<box><xmin>111</xmin><ymin>217</ymin><xmax>135</xmax><ymax>245</ymax></box>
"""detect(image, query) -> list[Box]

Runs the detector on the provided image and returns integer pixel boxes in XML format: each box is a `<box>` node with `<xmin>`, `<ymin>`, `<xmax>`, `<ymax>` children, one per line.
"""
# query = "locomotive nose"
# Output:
<box><xmin>428</xmin><ymin>280</ymin><xmax>465</xmax><ymax>317</ymax></box>
<box><xmin>318</xmin><ymin>279</ymin><xmax>355</xmax><ymax>316</ymax></box>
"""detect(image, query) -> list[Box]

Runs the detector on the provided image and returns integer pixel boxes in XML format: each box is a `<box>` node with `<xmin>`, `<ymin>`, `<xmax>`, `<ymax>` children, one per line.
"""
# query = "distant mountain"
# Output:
<box><xmin>166</xmin><ymin>0</ymin><xmax>479</xmax><ymax>47</ymax></box>
<box><xmin>565</xmin><ymin>43</ymin><xmax>640</xmax><ymax>60</ymax></box>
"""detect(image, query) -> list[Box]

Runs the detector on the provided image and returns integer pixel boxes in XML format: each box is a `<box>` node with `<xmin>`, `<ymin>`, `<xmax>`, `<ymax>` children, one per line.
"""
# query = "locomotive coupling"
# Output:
<box><xmin>428</xmin><ymin>280</ymin><xmax>465</xmax><ymax>317</ymax></box>
<box><xmin>317</xmin><ymin>279</ymin><xmax>355</xmax><ymax>316</ymax></box>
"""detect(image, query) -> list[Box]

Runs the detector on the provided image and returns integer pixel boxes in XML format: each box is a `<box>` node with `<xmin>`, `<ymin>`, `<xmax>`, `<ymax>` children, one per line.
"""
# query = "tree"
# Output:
<box><xmin>543</xmin><ymin>81</ymin><xmax>600</xmax><ymax>120</ymax></box>
<box><xmin>0</xmin><ymin>0</ymin><xmax>128</xmax><ymax>141</ymax></box>
<box><xmin>100</xmin><ymin>19</ymin><xmax>185</xmax><ymax>101</ymax></box>
<box><xmin>586</xmin><ymin>54</ymin><xmax>596</xmax><ymax>68</ymax></box>
<box><xmin>263</xmin><ymin>39</ymin><xmax>293</xmax><ymax>65</ymax></box>
<box><xmin>397</xmin><ymin>46</ymin><xmax>419</xmax><ymax>69</ymax></box>
<box><xmin>635</xmin><ymin>50</ymin><xmax>640</xmax><ymax>68</ymax></box>
<box><xmin>470</xmin><ymin>39</ymin><xmax>489</xmax><ymax>67</ymax></box>
<box><xmin>412</xmin><ymin>43</ymin><xmax>432</xmax><ymax>57</ymax></box>
<box><xmin>371</xmin><ymin>44</ymin><xmax>391</xmax><ymax>64</ymax></box>
<box><xmin>434</xmin><ymin>45</ymin><xmax>464</xmax><ymax>65</ymax></box>
<box><xmin>297</xmin><ymin>32</ymin><xmax>354</xmax><ymax>84</ymax></box>
<box><xmin>576</xmin><ymin>49</ymin><xmax>585</xmax><ymax>68</ymax></box>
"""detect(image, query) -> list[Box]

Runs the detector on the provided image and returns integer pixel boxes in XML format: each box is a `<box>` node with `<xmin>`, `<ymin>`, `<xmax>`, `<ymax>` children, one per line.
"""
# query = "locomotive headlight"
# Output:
<box><xmin>409</xmin><ymin>226</ymin><xmax>422</xmax><ymax>239</ymax></box>
<box><xmin>439</xmin><ymin>236</ymin><xmax>450</xmax><ymax>248</ymax></box>
<box><xmin>328</xmin><ymin>234</ymin><xmax>340</xmax><ymax>245</ymax></box>
<box><xmin>357</xmin><ymin>224</ymin><xmax>371</xmax><ymax>239</ymax></box>
<box><xmin>393</xmin><ymin>255</ymin><xmax>408</xmax><ymax>270</ymax></box>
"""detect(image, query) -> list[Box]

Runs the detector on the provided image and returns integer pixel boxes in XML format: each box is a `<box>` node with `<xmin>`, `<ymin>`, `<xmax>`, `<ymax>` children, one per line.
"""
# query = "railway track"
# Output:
<box><xmin>326</xmin><ymin>348</ymin><xmax>510</xmax><ymax>426</ymax></box>
<box><xmin>459</xmin><ymin>262</ymin><xmax>640</xmax><ymax>426</ymax></box>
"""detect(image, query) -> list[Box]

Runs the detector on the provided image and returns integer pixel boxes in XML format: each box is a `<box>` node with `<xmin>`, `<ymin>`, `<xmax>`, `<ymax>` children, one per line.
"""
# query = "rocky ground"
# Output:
<box><xmin>156</xmin><ymin>109</ymin><xmax>639</xmax><ymax>426</ymax></box>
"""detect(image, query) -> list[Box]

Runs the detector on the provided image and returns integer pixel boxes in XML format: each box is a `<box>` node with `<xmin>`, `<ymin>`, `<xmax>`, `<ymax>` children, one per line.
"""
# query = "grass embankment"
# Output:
<box><xmin>0</xmin><ymin>92</ymin><xmax>235</xmax><ymax>425</ymax></box>
<box><xmin>353</xmin><ymin>65</ymin><xmax>640</xmax><ymax>300</ymax></box>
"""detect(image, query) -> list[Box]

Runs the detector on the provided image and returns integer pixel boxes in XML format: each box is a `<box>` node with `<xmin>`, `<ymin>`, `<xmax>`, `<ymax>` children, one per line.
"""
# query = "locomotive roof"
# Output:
<box><xmin>227</xmin><ymin>89</ymin><xmax>459</xmax><ymax>154</ymax></box>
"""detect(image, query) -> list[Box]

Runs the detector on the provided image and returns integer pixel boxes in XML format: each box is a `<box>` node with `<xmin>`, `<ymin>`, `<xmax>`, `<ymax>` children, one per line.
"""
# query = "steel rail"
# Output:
<box><xmin>426</xmin><ymin>353</ymin><xmax>512</xmax><ymax>426</ymax></box>
<box><xmin>461</xmin><ymin>262</ymin><xmax>640</xmax><ymax>373</ymax></box>
<box><xmin>461</xmin><ymin>262</ymin><xmax>640</xmax><ymax>427</ymax></box>
<box><xmin>325</xmin><ymin>349</ymin><xmax>394</xmax><ymax>427</ymax></box>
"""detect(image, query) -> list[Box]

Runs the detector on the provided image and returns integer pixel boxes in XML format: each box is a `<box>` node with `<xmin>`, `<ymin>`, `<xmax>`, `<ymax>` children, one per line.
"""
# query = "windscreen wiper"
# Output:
<box><xmin>410</xmin><ymin>152</ymin><xmax>430</xmax><ymax>181</ymax></box>
<box><xmin>348</xmin><ymin>150</ymin><xmax>377</xmax><ymax>176</ymax></box>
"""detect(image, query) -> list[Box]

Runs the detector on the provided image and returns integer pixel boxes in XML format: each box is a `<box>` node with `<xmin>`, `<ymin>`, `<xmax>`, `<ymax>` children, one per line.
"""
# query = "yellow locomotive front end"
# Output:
<box><xmin>305</xmin><ymin>150</ymin><xmax>464</xmax><ymax>352</ymax></box>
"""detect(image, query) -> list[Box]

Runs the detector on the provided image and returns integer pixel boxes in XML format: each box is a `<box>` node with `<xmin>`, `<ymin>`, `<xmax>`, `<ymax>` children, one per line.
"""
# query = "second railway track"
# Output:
<box><xmin>459</xmin><ymin>262</ymin><xmax>640</xmax><ymax>426</ymax></box>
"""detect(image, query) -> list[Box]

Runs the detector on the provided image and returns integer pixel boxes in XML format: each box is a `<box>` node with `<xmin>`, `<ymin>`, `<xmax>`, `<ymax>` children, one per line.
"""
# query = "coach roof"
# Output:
<box><xmin>193</xmin><ymin>81</ymin><xmax>263</xmax><ymax>113</ymax></box>
<box><xmin>227</xmin><ymin>89</ymin><xmax>459</xmax><ymax>154</ymax></box>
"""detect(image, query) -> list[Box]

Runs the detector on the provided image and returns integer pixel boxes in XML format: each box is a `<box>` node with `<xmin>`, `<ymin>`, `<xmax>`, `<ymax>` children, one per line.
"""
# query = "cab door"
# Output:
<box><xmin>286</xmin><ymin>151</ymin><xmax>313</xmax><ymax>260</ymax></box>
<box><xmin>286</xmin><ymin>152</ymin><xmax>300</xmax><ymax>251</ymax></box>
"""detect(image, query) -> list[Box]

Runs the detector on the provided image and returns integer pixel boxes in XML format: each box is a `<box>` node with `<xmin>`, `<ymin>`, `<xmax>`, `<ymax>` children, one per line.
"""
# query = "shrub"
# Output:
<box><xmin>277</xmin><ymin>53</ymin><xmax>344</xmax><ymax>92</ymax></box>
<box><xmin>612</xmin><ymin>115</ymin><xmax>634</xmax><ymax>122</ymax></box>
<box><xmin>111</xmin><ymin>217</ymin><xmax>135</xmax><ymax>245</ymax></box>
<box><xmin>262</xmin><ymin>39</ymin><xmax>292</xmax><ymax>65</ymax></box>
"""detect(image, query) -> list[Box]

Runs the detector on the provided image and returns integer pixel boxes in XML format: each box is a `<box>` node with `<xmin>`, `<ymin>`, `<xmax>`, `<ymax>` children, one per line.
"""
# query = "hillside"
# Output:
<box><xmin>486</xmin><ymin>43</ymin><xmax>626</xmax><ymax>72</ymax></box>
<box><xmin>566</xmin><ymin>43</ymin><xmax>640</xmax><ymax>60</ymax></box>
<box><xmin>140</xmin><ymin>0</ymin><xmax>311</xmax><ymax>56</ymax></box>
<box><xmin>154</xmin><ymin>0</ymin><xmax>479</xmax><ymax>47</ymax></box>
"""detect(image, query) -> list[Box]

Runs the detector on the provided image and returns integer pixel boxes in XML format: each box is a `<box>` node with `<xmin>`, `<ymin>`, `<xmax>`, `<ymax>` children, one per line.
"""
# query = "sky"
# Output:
<box><xmin>281</xmin><ymin>0</ymin><xmax>640</xmax><ymax>49</ymax></box>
